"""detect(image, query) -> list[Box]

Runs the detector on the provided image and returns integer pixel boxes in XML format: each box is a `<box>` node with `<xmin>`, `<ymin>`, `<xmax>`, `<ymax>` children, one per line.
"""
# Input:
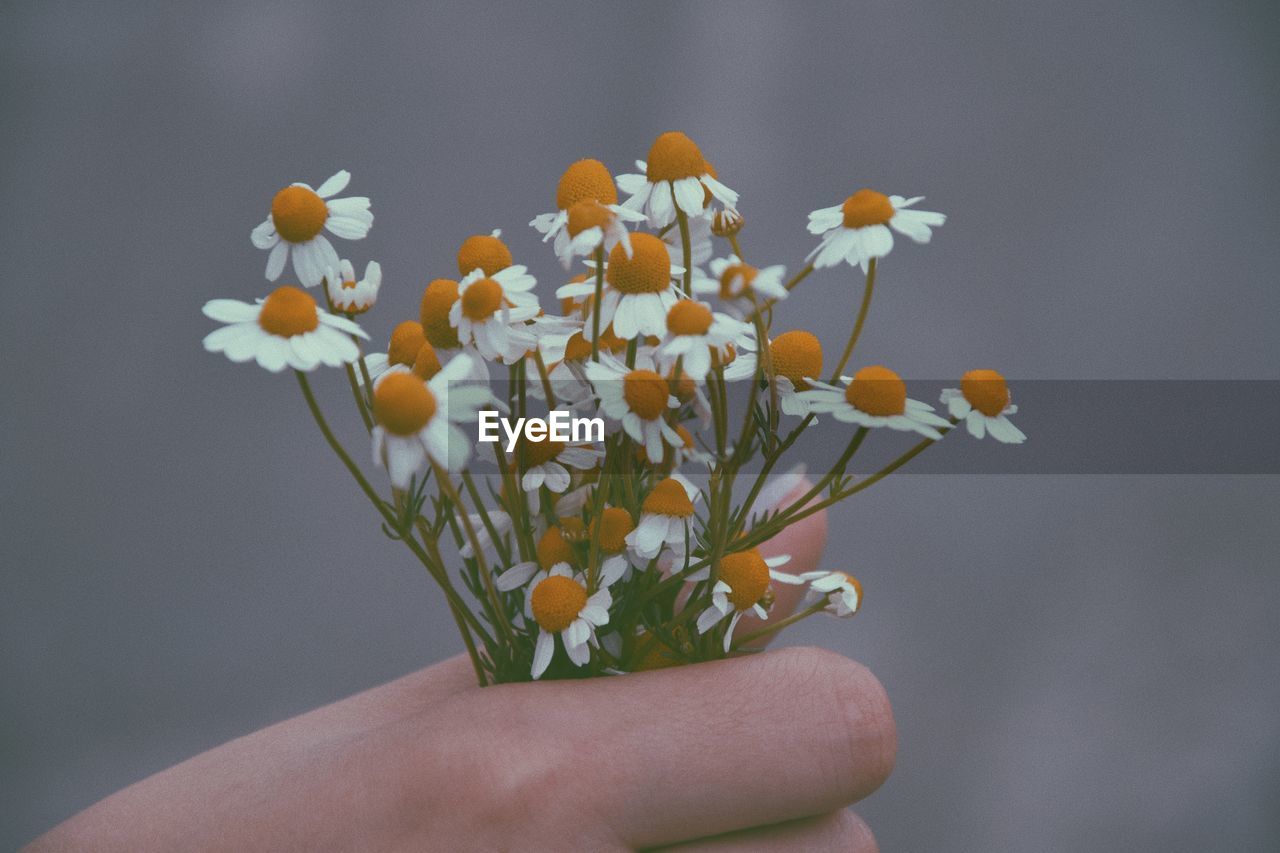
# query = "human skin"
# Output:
<box><xmin>28</xmin><ymin>484</ymin><xmax>895</xmax><ymax>851</ymax></box>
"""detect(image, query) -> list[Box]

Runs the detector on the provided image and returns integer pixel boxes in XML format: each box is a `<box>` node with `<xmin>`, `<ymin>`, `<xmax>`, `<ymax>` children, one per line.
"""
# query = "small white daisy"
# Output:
<box><xmin>202</xmin><ymin>285</ymin><xmax>367</xmax><ymax>372</ymax></box>
<box><xmin>370</xmin><ymin>354</ymin><xmax>495</xmax><ymax>484</ymax></box>
<box><xmin>655</xmin><ymin>299</ymin><xmax>751</xmax><ymax>382</ymax></box>
<box><xmin>326</xmin><ymin>259</ymin><xmax>381</xmax><ymax>315</ymax></box>
<box><xmin>556</xmin><ymin>233</ymin><xmax>684</xmax><ymax>341</ymax></box>
<box><xmin>806</xmin><ymin>188</ymin><xmax>944</xmax><ymax>272</ymax></box>
<box><xmin>722</xmin><ymin>329</ymin><xmax>823</xmax><ymax>418</ymax></box>
<box><xmin>940</xmin><ymin>370</ymin><xmax>1026</xmax><ymax>444</ymax></box>
<box><xmin>512</xmin><ymin>434</ymin><xmax>603</xmax><ymax>494</ymax></box>
<box><xmin>799</xmin><ymin>366</ymin><xmax>950</xmax><ymax>439</ymax></box>
<box><xmin>584</xmin><ymin>352</ymin><xmax>684</xmax><ymax>464</ymax></box>
<box><xmin>557</xmin><ymin>200</ymin><xmax>647</xmax><ymax>269</ymax></box>
<box><xmin>251</xmin><ymin>170</ymin><xmax>372</xmax><ymax>288</ymax></box>
<box><xmin>616</xmin><ymin>132</ymin><xmax>738</xmax><ymax>228</ymax></box>
<box><xmin>495</xmin><ymin>561</ymin><xmax>611</xmax><ymax>680</ymax></box>
<box><xmin>691</xmin><ymin>550</ymin><xmax>803</xmax><ymax>652</ymax></box>
<box><xmin>695</xmin><ymin>256</ymin><xmax>788</xmax><ymax>320</ymax></box>
<box><xmin>449</xmin><ymin>267</ymin><xmax>540</xmax><ymax>362</ymax></box>
<box><xmin>798</xmin><ymin>570</ymin><xmax>863</xmax><ymax>618</ymax></box>
<box><xmin>625</xmin><ymin>477</ymin><xmax>697</xmax><ymax>561</ymax></box>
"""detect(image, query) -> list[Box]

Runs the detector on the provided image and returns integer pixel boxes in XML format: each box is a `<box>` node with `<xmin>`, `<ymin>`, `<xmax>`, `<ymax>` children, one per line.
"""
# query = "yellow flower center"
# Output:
<box><xmin>531</xmin><ymin>574</ymin><xmax>588</xmax><ymax>633</ymax></box>
<box><xmin>645</xmin><ymin>131</ymin><xmax>705</xmax><ymax>183</ymax></box>
<box><xmin>841</xmin><ymin>189</ymin><xmax>895</xmax><ymax>229</ymax></box>
<box><xmin>666</xmin><ymin>300</ymin><xmax>713</xmax><ymax>336</ymax></box>
<box><xmin>718</xmin><ymin>263</ymin><xmax>758</xmax><ymax>300</ymax></box>
<box><xmin>566</xmin><ymin>200</ymin><xmax>613</xmax><ymax>238</ymax></box>
<box><xmin>769</xmin><ymin>330</ymin><xmax>823</xmax><ymax>390</ymax></box>
<box><xmin>623</xmin><ymin>369</ymin><xmax>669</xmax><ymax>420</ymax></box>
<box><xmin>537</xmin><ymin>526</ymin><xmax>577</xmax><ymax>569</ymax></box>
<box><xmin>607</xmin><ymin>233</ymin><xmax>671</xmax><ymax>295</ymax></box>
<box><xmin>519</xmin><ymin>434</ymin><xmax>565</xmax><ymax>467</ymax></box>
<box><xmin>373</xmin><ymin>372</ymin><xmax>437</xmax><ymax>436</ymax></box>
<box><xmin>456</xmin><ymin>234</ymin><xmax>513</xmax><ymax>277</ymax></box>
<box><xmin>667</xmin><ymin>366</ymin><xmax>697</xmax><ymax>403</ymax></box>
<box><xmin>718</xmin><ymin>549</ymin><xmax>771</xmax><ymax>611</ymax></box>
<box><xmin>420</xmin><ymin>279</ymin><xmax>461</xmax><ymax>349</ymax></box>
<box><xmin>642</xmin><ymin>478</ymin><xmax>694</xmax><ymax>518</ymax></box>
<box><xmin>591</xmin><ymin>507</ymin><xmax>634</xmax><ymax>554</ymax></box>
<box><xmin>412</xmin><ymin>342</ymin><xmax>442</xmax><ymax>380</ymax></box>
<box><xmin>845</xmin><ymin>365</ymin><xmax>906</xmax><ymax>416</ymax></box>
<box><xmin>559</xmin><ymin>518</ymin><xmax>588</xmax><ymax>543</ymax></box>
<box><xmin>556</xmin><ymin>158</ymin><xmax>618</xmax><ymax>209</ymax></box>
<box><xmin>461</xmin><ymin>277</ymin><xmax>505</xmax><ymax>321</ymax></box>
<box><xmin>257</xmin><ymin>286</ymin><xmax>319</xmax><ymax>337</ymax></box>
<box><xmin>960</xmin><ymin>369</ymin><xmax>1010</xmax><ymax>416</ymax></box>
<box><xmin>387</xmin><ymin>321</ymin><xmax>428</xmax><ymax>367</ymax></box>
<box><xmin>270</xmin><ymin>185</ymin><xmax>328</xmax><ymax>243</ymax></box>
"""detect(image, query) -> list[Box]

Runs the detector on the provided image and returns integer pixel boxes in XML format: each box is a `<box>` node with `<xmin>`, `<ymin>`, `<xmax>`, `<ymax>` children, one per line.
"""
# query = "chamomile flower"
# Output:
<box><xmin>557</xmin><ymin>233</ymin><xmax>683</xmax><ymax>341</ymax></box>
<box><xmin>449</xmin><ymin>267</ymin><xmax>540</xmax><ymax>362</ymax></box>
<box><xmin>202</xmin><ymin>286</ymin><xmax>367</xmax><ymax>372</ymax></box>
<box><xmin>625</xmin><ymin>477</ymin><xmax>697</xmax><ymax>561</ymax></box>
<box><xmin>806</xmin><ymin>189</ymin><xmax>944</xmax><ymax>271</ymax></box>
<box><xmin>529</xmin><ymin>160</ymin><xmax>646</xmax><ymax>268</ymax></box>
<box><xmin>250</xmin><ymin>171</ymin><xmax>372</xmax><ymax>288</ymax></box>
<box><xmin>456</xmin><ymin>229</ymin><xmax>515</xmax><ymax>278</ymax></box>
<box><xmin>725</xmin><ymin>329</ymin><xmax>823</xmax><ymax>416</ymax></box>
<box><xmin>695</xmin><ymin>256</ymin><xmax>788</xmax><ymax>319</ymax></box>
<box><xmin>496</xmin><ymin>562</ymin><xmax>611</xmax><ymax>679</ymax></box>
<box><xmin>940</xmin><ymin>370</ymin><xmax>1026</xmax><ymax>444</ymax></box>
<box><xmin>370</xmin><ymin>354</ymin><xmax>493</xmax><ymax>483</ymax></box>
<box><xmin>799</xmin><ymin>366</ymin><xmax>950</xmax><ymax>439</ymax></box>
<box><xmin>584</xmin><ymin>353</ymin><xmax>684</xmax><ymax>464</ymax></box>
<box><xmin>656</xmin><ymin>300</ymin><xmax>750</xmax><ymax>381</ymax></box>
<box><xmin>556</xmin><ymin>200</ymin><xmax>646</xmax><ymax>269</ymax></box>
<box><xmin>326</xmin><ymin>259</ymin><xmax>381</xmax><ymax>315</ymax></box>
<box><xmin>420</xmin><ymin>278</ymin><xmax>462</xmax><ymax>350</ymax></box>
<box><xmin>798</xmin><ymin>571</ymin><xmax>863</xmax><ymax>618</ymax></box>
<box><xmin>360</xmin><ymin>320</ymin><xmax>428</xmax><ymax>385</ymax></box>
<box><xmin>691</xmin><ymin>550</ymin><xmax>803</xmax><ymax>652</ymax></box>
<box><xmin>617</xmin><ymin>132</ymin><xmax>738</xmax><ymax>228</ymax></box>
<box><xmin>592</xmin><ymin>506</ymin><xmax>639</xmax><ymax>585</ymax></box>
<box><xmin>513</xmin><ymin>433</ymin><xmax>603</xmax><ymax>494</ymax></box>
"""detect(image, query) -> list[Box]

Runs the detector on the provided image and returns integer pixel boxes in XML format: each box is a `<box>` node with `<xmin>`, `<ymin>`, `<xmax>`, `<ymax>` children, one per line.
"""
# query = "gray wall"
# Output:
<box><xmin>2</xmin><ymin>1</ymin><xmax>1277</xmax><ymax>849</ymax></box>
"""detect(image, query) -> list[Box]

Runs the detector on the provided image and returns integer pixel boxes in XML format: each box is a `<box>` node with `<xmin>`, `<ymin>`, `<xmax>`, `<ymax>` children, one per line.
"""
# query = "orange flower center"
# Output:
<box><xmin>420</xmin><ymin>279</ymin><xmax>461</xmax><ymax>349</ymax></box>
<box><xmin>257</xmin><ymin>286</ymin><xmax>319</xmax><ymax>337</ymax></box>
<box><xmin>519</xmin><ymin>435</ymin><xmax>565</xmax><ymax>467</ymax></box>
<box><xmin>461</xmin><ymin>278</ymin><xmax>505</xmax><ymax>321</ymax></box>
<box><xmin>841</xmin><ymin>189</ymin><xmax>895</xmax><ymax>229</ymax></box>
<box><xmin>960</xmin><ymin>369</ymin><xmax>1010</xmax><ymax>416</ymax></box>
<box><xmin>769</xmin><ymin>331</ymin><xmax>823</xmax><ymax>389</ymax></box>
<box><xmin>556</xmin><ymin>158</ymin><xmax>618</xmax><ymax>209</ymax></box>
<box><xmin>456</xmin><ymin>234</ymin><xmax>512</xmax><ymax>277</ymax></box>
<box><xmin>412</xmin><ymin>342</ymin><xmax>442</xmax><ymax>380</ymax></box>
<box><xmin>623</xmin><ymin>369</ymin><xmax>669</xmax><ymax>420</ymax></box>
<box><xmin>642</xmin><ymin>478</ymin><xmax>694</xmax><ymax>518</ymax></box>
<box><xmin>537</xmin><ymin>527</ymin><xmax>577</xmax><ymax>570</ymax></box>
<box><xmin>607</xmin><ymin>233</ymin><xmax>671</xmax><ymax>295</ymax></box>
<box><xmin>270</xmin><ymin>185</ymin><xmax>328</xmax><ymax>243</ymax></box>
<box><xmin>718</xmin><ymin>263</ymin><xmax>758</xmax><ymax>300</ymax></box>
<box><xmin>373</xmin><ymin>373</ymin><xmax>438</xmax><ymax>435</ymax></box>
<box><xmin>718</xmin><ymin>549</ymin><xmax>771</xmax><ymax>611</ymax></box>
<box><xmin>531</xmin><ymin>575</ymin><xmax>588</xmax><ymax>633</ymax></box>
<box><xmin>845</xmin><ymin>366</ymin><xmax>906</xmax><ymax>416</ymax></box>
<box><xmin>666</xmin><ymin>300</ymin><xmax>714</xmax><ymax>336</ymax></box>
<box><xmin>387</xmin><ymin>321</ymin><xmax>428</xmax><ymax>367</ymax></box>
<box><xmin>566</xmin><ymin>200</ymin><xmax>613</xmax><ymax>238</ymax></box>
<box><xmin>592</xmin><ymin>507</ymin><xmax>635</xmax><ymax>553</ymax></box>
<box><xmin>645</xmin><ymin>131</ymin><xmax>705</xmax><ymax>183</ymax></box>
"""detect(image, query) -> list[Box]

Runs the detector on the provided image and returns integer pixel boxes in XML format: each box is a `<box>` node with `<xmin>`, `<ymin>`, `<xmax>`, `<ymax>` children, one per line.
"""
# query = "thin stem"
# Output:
<box><xmin>830</xmin><ymin>258</ymin><xmax>877</xmax><ymax>381</ymax></box>
<box><xmin>433</xmin><ymin>461</ymin><xmax>515</xmax><ymax>645</ymax></box>
<box><xmin>731</xmin><ymin>602</ymin><xmax>827</xmax><ymax>650</ymax></box>
<box><xmin>591</xmin><ymin>247</ymin><xmax>605</xmax><ymax>362</ymax></box>
<box><xmin>676</xmin><ymin>209</ymin><xmax>693</xmax><ymax>296</ymax></box>
<box><xmin>727</xmin><ymin>233</ymin><xmax>743</xmax><ymax>259</ymax></box>
<box><xmin>532</xmin><ymin>350</ymin><xmax>557</xmax><ymax>409</ymax></box>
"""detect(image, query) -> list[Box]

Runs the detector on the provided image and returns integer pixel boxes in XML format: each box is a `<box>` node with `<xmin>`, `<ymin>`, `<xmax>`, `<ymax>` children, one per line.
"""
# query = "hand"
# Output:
<box><xmin>29</xmin><ymin>484</ymin><xmax>894</xmax><ymax>851</ymax></box>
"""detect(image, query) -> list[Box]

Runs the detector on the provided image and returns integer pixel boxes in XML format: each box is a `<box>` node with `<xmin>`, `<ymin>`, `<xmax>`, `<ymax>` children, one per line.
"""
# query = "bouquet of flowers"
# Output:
<box><xmin>201</xmin><ymin>131</ymin><xmax>1025</xmax><ymax>686</ymax></box>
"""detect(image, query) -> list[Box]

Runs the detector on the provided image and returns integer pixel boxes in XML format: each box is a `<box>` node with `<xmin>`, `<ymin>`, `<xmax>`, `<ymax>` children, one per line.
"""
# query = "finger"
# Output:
<box><xmin>656</xmin><ymin>809</ymin><xmax>877</xmax><ymax>852</ymax></box>
<box><xmin>482</xmin><ymin>645</ymin><xmax>895</xmax><ymax>848</ymax></box>
<box><xmin>738</xmin><ymin>478</ymin><xmax>828</xmax><ymax>648</ymax></box>
<box><xmin>284</xmin><ymin>654</ymin><xmax>479</xmax><ymax>740</ymax></box>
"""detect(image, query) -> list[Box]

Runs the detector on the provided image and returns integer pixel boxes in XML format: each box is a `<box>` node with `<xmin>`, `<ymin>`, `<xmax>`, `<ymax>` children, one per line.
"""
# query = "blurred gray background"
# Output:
<box><xmin>3</xmin><ymin>0</ymin><xmax>1278</xmax><ymax>849</ymax></box>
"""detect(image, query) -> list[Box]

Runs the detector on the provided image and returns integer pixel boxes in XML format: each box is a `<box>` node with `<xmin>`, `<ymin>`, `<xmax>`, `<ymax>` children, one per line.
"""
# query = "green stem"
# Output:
<box><xmin>830</xmin><ymin>258</ymin><xmax>877</xmax><ymax>381</ymax></box>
